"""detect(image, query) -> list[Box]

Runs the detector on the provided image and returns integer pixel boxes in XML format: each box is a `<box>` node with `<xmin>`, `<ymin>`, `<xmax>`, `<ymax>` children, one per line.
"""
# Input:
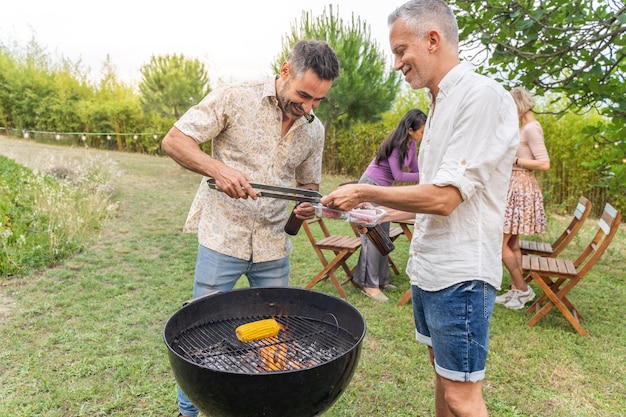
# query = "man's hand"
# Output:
<box><xmin>292</xmin><ymin>202</ymin><xmax>316</xmax><ymax>220</ymax></box>
<box><xmin>211</xmin><ymin>165</ymin><xmax>257</xmax><ymax>200</ymax></box>
<box><xmin>320</xmin><ymin>183</ymin><xmax>364</xmax><ymax>211</ymax></box>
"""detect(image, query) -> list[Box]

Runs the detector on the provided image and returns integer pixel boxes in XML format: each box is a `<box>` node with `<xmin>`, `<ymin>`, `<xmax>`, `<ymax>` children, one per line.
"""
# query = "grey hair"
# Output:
<box><xmin>287</xmin><ymin>40</ymin><xmax>341</xmax><ymax>81</ymax></box>
<box><xmin>388</xmin><ymin>0</ymin><xmax>459</xmax><ymax>47</ymax></box>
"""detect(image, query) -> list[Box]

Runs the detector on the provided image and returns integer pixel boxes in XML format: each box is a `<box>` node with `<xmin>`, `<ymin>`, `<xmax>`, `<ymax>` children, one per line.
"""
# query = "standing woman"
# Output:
<box><xmin>497</xmin><ymin>87</ymin><xmax>550</xmax><ymax>309</ymax></box>
<box><xmin>353</xmin><ymin>108</ymin><xmax>427</xmax><ymax>302</ymax></box>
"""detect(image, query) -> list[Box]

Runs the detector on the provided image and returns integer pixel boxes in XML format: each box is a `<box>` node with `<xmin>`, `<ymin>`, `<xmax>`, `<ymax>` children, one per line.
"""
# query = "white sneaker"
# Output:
<box><xmin>495</xmin><ymin>289</ymin><xmax>515</xmax><ymax>304</ymax></box>
<box><xmin>503</xmin><ymin>287</ymin><xmax>535</xmax><ymax>310</ymax></box>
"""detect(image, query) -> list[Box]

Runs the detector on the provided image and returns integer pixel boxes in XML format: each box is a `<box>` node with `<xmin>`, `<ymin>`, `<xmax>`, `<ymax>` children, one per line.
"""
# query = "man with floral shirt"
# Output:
<box><xmin>161</xmin><ymin>40</ymin><xmax>340</xmax><ymax>417</ymax></box>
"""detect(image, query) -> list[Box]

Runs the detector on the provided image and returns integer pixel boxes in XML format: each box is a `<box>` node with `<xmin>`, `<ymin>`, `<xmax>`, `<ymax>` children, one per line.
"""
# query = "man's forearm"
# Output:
<box><xmin>356</xmin><ymin>184</ymin><xmax>463</xmax><ymax>216</ymax></box>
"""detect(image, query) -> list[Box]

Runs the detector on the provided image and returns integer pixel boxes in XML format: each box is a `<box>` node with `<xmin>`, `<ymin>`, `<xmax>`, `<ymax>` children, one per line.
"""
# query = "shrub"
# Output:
<box><xmin>0</xmin><ymin>155</ymin><xmax>119</xmax><ymax>277</ymax></box>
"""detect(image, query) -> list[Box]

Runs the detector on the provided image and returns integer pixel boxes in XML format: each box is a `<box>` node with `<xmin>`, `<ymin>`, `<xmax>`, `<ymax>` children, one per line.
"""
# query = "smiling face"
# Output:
<box><xmin>389</xmin><ymin>17</ymin><xmax>463</xmax><ymax>98</ymax></box>
<box><xmin>390</xmin><ymin>19</ymin><xmax>434</xmax><ymax>91</ymax></box>
<box><xmin>277</xmin><ymin>62</ymin><xmax>333</xmax><ymax>122</ymax></box>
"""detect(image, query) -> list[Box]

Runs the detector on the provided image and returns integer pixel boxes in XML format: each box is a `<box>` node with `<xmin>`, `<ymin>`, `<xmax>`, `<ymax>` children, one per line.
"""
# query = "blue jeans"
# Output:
<box><xmin>178</xmin><ymin>245</ymin><xmax>290</xmax><ymax>416</ymax></box>
<box><xmin>411</xmin><ymin>280</ymin><xmax>496</xmax><ymax>383</ymax></box>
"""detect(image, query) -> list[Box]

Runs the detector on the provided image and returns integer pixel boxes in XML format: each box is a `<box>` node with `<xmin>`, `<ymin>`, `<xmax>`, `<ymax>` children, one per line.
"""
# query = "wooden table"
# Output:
<box><xmin>395</xmin><ymin>219</ymin><xmax>414</xmax><ymax>241</ymax></box>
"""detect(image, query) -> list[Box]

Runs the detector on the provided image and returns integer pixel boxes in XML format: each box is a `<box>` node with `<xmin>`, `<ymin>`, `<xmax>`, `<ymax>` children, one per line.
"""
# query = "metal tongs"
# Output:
<box><xmin>207</xmin><ymin>179</ymin><xmax>393</xmax><ymax>253</ymax></box>
<box><xmin>207</xmin><ymin>179</ymin><xmax>322</xmax><ymax>203</ymax></box>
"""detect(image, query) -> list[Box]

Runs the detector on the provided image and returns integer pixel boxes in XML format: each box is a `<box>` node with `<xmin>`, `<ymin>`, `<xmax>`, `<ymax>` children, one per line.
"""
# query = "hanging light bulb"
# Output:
<box><xmin>81</xmin><ymin>133</ymin><xmax>87</xmax><ymax>142</ymax></box>
<box><xmin>133</xmin><ymin>134</ymin><xmax>138</xmax><ymax>140</ymax></box>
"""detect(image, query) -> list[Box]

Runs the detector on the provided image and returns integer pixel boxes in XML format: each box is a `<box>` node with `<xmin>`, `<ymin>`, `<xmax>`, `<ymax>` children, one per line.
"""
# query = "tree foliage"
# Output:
<box><xmin>325</xmin><ymin>86</ymin><xmax>430</xmax><ymax>177</ymax></box>
<box><xmin>451</xmin><ymin>0</ymin><xmax>625</xmax><ymax>196</ymax></box>
<box><xmin>81</xmin><ymin>56</ymin><xmax>142</xmax><ymax>151</ymax></box>
<box><xmin>1</xmin><ymin>7</ymin><xmax>624</xmax><ymax>211</ymax></box>
<box><xmin>0</xmin><ymin>40</ymin><xmax>168</xmax><ymax>153</ymax></box>
<box><xmin>139</xmin><ymin>54</ymin><xmax>211</xmax><ymax>120</ymax></box>
<box><xmin>0</xmin><ymin>48</ymin><xmax>18</xmax><ymax>128</ymax></box>
<box><xmin>272</xmin><ymin>5</ymin><xmax>401</xmax><ymax>133</ymax></box>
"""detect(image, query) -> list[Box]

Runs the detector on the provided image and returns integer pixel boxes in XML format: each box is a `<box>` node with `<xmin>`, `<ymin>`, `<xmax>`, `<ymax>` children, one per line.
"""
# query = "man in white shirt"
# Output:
<box><xmin>321</xmin><ymin>1</ymin><xmax>519</xmax><ymax>416</ymax></box>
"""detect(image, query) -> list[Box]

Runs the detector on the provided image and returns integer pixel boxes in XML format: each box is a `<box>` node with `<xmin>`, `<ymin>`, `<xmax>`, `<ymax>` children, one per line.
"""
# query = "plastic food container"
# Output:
<box><xmin>346</xmin><ymin>207</ymin><xmax>387</xmax><ymax>227</ymax></box>
<box><xmin>313</xmin><ymin>204</ymin><xmax>386</xmax><ymax>227</ymax></box>
<box><xmin>313</xmin><ymin>204</ymin><xmax>349</xmax><ymax>221</ymax></box>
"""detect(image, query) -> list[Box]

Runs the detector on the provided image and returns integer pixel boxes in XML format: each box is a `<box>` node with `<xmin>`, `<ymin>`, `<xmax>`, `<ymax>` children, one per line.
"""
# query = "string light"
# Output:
<box><xmin>5</xmin><ymin>128</ymin><xmax>164</xmax><ymax>142</ymax></box>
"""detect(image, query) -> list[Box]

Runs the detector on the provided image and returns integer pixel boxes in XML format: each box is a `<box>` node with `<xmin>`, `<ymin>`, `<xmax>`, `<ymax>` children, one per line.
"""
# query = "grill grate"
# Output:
<box><xmin>172</xmin><ymin>314</ymin><xmax>357</xmax><ymax>374</ymax></box>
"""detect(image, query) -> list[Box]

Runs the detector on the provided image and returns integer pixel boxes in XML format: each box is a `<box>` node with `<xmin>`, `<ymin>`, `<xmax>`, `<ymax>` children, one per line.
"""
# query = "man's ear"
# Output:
<box><xmin>427</xmin><ymin>29</ymin><xmax>442</xmax><ymax>53</ymax></box>
<box><xmin>280</xmin><ymin>61</ymin><xmax>290</xmax><ymax>78</ymax></box>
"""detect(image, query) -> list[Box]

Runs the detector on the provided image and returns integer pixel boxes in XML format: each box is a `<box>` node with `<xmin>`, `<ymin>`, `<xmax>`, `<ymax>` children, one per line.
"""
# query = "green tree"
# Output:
<box><xmin>85</xmin><ymin>56</ymin><xmax>145</xmax><ymax>152</ymax></box>
<box><xmin>386</xmin><ymin>85</ymin><xmax>430</xmax><ymax>125</ymax></box>
<box><xmin>139</xmin><ymin>54</ymin><xmax>211</xmax><ymax>120</ymax></box>
<box><xmin>273</xmin><ymin>5</ymin><xmax>401</xmax><ymax>133</ymax></box>
<box><xmin>0</xmin><ymin>47</ymin><xmax>18</xmax><ymax>129</ymax></box>
<box><xmin>46</xmin><ymin>61</ymin><xmax>93</xmax><ymax>135</ymax></box>
<box><xmin>450</xmin><ymin>0</ymin><xmax>625</xmax><ymax>197</ymax></box>
<box><xmin>6</xmin><ymin>38</ymin><xmax>55</xmax><ymax>132</ymax></box>
<box><xmin>0</xmin><ymin>38</ymin><xmax>94</xmax><ymax>138</ymax></box>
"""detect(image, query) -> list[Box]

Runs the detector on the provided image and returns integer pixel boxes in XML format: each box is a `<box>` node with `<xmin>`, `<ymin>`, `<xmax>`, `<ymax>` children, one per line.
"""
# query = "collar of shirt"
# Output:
<box><xmin>262</xmin><ymin>76</ymin><xmax>278</xmax><ymax>101</ymax></box>
<box><xmin>428</xmin><ymin>61</ymin><xmax>475</xmax><ymax>102</ymax></box>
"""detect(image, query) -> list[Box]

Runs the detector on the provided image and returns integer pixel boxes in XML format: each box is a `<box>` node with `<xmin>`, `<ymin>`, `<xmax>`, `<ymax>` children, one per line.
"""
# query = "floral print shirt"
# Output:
<box><xmin>174</xmin><ymin>77</ymin><xmax>324</xmax><ymax>262</ymax></box>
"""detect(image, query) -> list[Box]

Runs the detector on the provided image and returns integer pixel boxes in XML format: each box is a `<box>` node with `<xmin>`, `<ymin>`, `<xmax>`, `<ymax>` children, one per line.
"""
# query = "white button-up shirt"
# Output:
<box><xmin>407</xmin><ymin>62</ymin><xmax>519</xmax><ymax>291</ymax></box>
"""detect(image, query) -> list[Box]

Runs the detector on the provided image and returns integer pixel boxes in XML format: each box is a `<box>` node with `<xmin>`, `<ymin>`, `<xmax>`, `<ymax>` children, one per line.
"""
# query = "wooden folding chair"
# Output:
<box><xmin>520</xmin><ymin>196</ymin><xmax>592</xmax><ymax>257</ymax></box>
<box><xmin>522</xmin><ymin>203</ymin><xmax>621</xmax><ymax>336</ymax></box>
<box><xmin>302</xmin><ymin>217</ymin><xmax>362</xmax><ymax>299</ymax></box>
<box><xmin>394</xmin><ymin>219</ymin><xmax>415</xmax><ymax>306</ymax></box>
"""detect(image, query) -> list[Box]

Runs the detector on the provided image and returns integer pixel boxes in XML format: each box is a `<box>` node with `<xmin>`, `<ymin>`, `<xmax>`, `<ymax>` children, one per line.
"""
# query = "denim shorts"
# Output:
<box><xmin>411</xmin><ymin>280</ymin><xmax>496</xmax><ymax>382</ymax></box>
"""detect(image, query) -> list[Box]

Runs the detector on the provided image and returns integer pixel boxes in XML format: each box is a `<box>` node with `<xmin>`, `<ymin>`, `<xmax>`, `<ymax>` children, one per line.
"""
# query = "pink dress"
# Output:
<box><xmin>503</xmin><ymin>120</ymin><xmax>549</xmax><ymax>235</ymax></box>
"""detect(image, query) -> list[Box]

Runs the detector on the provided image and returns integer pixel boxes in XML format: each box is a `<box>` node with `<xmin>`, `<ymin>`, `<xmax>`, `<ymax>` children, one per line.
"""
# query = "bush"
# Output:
<box><xmin>0</xmin><ymin>155</ymin><xmax>119</xmax><ymax>277</ymax></box>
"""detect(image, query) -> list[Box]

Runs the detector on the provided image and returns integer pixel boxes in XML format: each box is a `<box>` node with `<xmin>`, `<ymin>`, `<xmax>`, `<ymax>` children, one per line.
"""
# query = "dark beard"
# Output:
<box><xmin>278</xmin><ymin>97</ymin><xmax>300</xmax><ymax>121</ymax></box>
<box><xmin>278</xmin><ymin>82</ymin><xmax>302</xmax><ymax>121</ymax></box>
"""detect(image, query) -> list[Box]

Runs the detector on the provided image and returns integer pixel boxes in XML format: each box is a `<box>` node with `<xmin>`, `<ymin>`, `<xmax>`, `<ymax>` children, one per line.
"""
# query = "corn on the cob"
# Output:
<box><xmin>235</xmin><ymin>318</ymin><xmax>281</xmax><ymax>342</ymax></box>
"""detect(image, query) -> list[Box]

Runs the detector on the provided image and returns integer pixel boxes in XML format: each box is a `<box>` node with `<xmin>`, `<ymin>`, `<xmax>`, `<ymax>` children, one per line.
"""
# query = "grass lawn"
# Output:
<box><xmin>1</xmin><ymin>137</ymin><xmax>625</xmax><ymax>416</ymax></box>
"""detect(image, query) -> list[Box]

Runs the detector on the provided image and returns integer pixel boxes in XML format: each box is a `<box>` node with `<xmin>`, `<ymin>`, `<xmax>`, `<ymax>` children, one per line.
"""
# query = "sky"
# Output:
<box><xmin>1</xmin><ymin>0</ymin><xmax>405</xmax><ymax>86</ymax></box>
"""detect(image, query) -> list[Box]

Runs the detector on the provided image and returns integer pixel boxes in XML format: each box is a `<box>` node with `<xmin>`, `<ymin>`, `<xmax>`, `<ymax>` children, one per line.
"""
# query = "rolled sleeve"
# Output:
<box><xmin>433</xmin><ymin>159</ymin><xmax>474</xmax><ymax>201</ymax></box>
<box><xmin>430</xmin><ymin>84</ymin><xmax>519</xmax><ymax>202</ymax></box>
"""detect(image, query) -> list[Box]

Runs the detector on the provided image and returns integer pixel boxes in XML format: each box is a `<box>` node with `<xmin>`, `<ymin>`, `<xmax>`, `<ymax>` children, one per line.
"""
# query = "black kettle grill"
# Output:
<box><xmin>163</xmin><ymin>287</ymin><xmax>366</xmax><ymax>417</ymax></box>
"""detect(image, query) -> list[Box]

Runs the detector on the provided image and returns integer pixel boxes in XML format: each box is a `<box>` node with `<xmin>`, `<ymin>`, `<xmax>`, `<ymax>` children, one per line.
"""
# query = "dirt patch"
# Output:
<box><xmin>0</xmin><ymin>290</ymin><xmax>16</xmax><ymax>325</ymax></box>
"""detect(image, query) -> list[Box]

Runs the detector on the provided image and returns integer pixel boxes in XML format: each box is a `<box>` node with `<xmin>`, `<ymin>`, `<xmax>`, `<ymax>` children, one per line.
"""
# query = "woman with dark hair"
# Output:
<box><xmin>353</xmin><ymin>108</ymin><xmax>427</xmax><ymax>302</ymax></box>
